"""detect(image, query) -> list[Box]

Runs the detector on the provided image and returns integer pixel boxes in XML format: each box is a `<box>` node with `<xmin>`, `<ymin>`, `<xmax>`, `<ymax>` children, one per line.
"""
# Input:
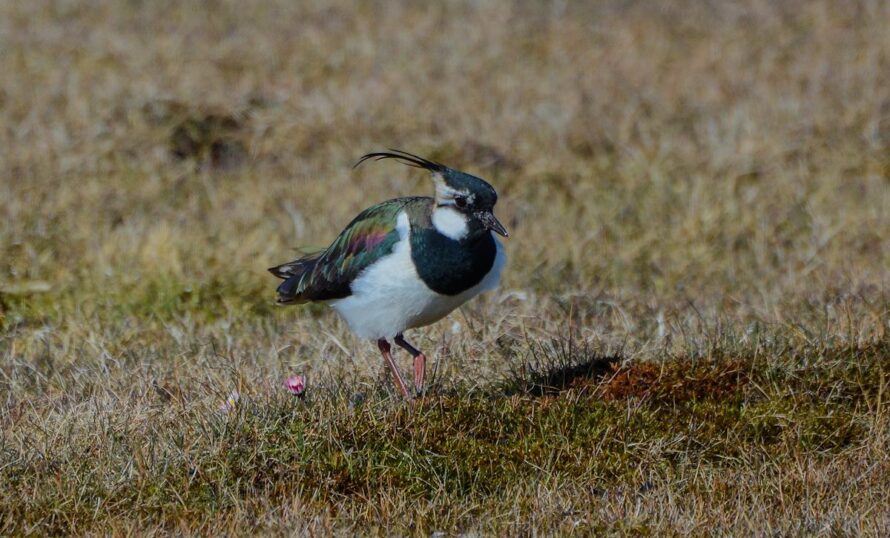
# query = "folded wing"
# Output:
<box><xmin>269</xmin><ymin>199</ymin><xmax>413</xmax><ymax>304</ymax></box>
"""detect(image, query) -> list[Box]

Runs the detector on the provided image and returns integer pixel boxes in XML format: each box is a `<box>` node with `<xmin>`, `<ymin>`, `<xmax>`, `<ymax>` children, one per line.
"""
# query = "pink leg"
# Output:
<box><xmin>378</xmin><ymin>339</ymin><xmax>410</xmax><ymax>400</ymax></box>
<box><xmin>394</xmin><ymin>334</ymin><xmax>426</xmax><ymax>396</ymax></box>
<box><xmin>413</xmin><ymin>354</ymin><xmax>426</xmax><ymax>395</ymax></box>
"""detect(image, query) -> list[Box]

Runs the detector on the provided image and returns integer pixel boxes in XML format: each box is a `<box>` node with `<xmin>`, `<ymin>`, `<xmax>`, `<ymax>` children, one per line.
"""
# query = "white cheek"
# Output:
<box><xmin>431</xmin><ymin>207</ymin><xmax>469</xmax><ymax>240</ymax></box>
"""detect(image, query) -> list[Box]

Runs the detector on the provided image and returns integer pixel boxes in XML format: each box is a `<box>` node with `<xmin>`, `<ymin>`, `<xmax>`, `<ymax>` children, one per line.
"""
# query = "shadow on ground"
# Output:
<box><xmin>502</xmin><ymin>339</ymin><xmax>621</xmax><ymax>397</ymax></box>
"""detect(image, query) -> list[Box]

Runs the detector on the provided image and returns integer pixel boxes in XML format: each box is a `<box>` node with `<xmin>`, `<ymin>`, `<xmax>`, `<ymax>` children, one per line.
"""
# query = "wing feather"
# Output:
<box><xmin>270</xmin><ymin>197</ymin><xmax>429</xmax><ymax>303</ymax></box>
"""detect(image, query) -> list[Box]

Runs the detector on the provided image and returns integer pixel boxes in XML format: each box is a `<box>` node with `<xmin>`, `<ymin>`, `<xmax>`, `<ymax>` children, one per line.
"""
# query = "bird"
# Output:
<box><xmin>269</xmin><ymin>149</ymin><xmax>508</xmax><ymax>399</ymax></box>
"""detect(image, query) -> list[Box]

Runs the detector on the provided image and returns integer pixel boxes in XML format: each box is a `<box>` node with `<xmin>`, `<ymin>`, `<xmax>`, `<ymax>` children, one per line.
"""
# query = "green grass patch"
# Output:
<box><xmin>2</xmin><ymin>339</ymin><xmax>885</xmax><ymax>534</ymax></box>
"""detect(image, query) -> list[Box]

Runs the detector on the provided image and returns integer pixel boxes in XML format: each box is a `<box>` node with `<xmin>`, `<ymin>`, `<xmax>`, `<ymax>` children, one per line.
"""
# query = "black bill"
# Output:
<box><xmin>477</xmin><ymin>210</ymin><xmax>509</xmax><ymax>237</ymax></box>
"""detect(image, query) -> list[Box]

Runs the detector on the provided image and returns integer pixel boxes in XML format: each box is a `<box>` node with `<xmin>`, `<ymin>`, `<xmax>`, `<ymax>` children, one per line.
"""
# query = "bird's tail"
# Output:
<box><xmin>268</xmin><ymin>258</ymin><xmax>317</xmax><ymax>304</ymax></box>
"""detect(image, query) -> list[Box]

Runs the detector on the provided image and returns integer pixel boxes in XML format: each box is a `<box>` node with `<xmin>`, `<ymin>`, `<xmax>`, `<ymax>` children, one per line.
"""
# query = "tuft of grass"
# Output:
<box><xmin>501</xmin><ymin>336</ymin><xmax>621</xmax><ymax>397</ymax></box>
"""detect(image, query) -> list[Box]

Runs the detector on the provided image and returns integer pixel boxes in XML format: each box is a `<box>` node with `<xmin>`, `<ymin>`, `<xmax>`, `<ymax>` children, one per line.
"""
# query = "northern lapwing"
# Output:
<box><xmin>269</xmin><ymin>150</ymin><xmax>508</xmax><ymax>399</ymax></box>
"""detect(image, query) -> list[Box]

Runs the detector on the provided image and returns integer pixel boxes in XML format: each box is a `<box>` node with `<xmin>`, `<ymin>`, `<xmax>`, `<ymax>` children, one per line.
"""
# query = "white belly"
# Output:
<box><xmin>328</xmin><ymin>211</ymin><xmax>505</xmax><ymax>340</ymax></box>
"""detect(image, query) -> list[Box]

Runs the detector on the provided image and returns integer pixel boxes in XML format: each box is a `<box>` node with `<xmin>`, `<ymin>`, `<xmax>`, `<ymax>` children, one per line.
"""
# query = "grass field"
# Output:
<box><xmin>1</xmin><ymin>0</ymin><xmax>889</xmax><ymax>535</ymax></box>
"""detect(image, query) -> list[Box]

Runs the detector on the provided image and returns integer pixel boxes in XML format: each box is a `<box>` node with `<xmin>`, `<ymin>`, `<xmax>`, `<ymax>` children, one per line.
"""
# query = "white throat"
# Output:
<box><xmin>431</xmin><ymin>206</ymin><xmax>469</xmax><ymax>240</ymax></box>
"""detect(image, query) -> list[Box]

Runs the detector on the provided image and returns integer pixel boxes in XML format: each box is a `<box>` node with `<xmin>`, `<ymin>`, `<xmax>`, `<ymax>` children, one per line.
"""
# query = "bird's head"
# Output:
<box><xmin>355</xmin><ymin>149</ymin><xmax>508</xmax><ymax>240</ymax></box>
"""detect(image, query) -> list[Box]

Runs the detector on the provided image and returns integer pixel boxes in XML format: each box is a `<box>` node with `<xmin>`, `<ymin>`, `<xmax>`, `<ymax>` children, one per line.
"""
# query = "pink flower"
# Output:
<box><xmin>284</xmin><ymin>375</ymin><xmax>306</xmax><ymax>397</ymax></box>
<box><xmin>220</xmin><ymin>390</ymin><xmax>240</xmax><ymax>413</ymax></box>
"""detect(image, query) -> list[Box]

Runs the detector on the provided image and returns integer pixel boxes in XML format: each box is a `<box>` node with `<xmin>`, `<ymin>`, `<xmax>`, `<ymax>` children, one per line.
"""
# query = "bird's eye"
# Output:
<box><xmin>454</xmin><ymin>196</ymin><xmax>467</xmax><ymax>209</ymax></box>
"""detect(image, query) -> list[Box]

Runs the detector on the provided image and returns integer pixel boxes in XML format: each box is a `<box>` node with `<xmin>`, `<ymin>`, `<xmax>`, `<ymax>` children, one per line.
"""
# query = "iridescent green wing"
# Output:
<box><xmin>270</xmin><ymin>197</ymin><xmax>427</xmax><ymax>302</ymax></box>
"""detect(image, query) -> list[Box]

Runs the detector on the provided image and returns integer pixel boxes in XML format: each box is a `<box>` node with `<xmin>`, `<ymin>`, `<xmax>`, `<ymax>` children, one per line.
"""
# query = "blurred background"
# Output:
<box><xmin>2</xmin><ymin>1</ymin><xmax>889</xmax><ymax>533</ymax></box>
<box><xmin>1</xmin><ymin>0</ymin><xmax>888</xmax><ymax>382</ymax></box>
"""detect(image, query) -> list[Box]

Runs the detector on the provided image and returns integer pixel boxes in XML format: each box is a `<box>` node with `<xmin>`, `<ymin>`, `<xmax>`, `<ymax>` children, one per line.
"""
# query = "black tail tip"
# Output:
<box><xmin>269</xmin><ymin>264</ymin><xmax>290</xmax><ymax>279</ymax></box>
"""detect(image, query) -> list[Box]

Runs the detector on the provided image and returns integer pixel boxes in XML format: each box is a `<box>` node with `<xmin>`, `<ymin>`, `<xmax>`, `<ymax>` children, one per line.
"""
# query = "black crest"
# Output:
<box><xmin>354</xmin><ymin>149</ymin><xmax>444</xmax><ymax>173</ymax></box>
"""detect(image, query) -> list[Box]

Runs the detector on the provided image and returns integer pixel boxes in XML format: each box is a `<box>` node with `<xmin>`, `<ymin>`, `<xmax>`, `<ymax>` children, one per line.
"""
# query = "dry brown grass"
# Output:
<box><xmin>1</xmin><ymin>0</ymin><xmax>889</xmax><ymax>535</ymax></box>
